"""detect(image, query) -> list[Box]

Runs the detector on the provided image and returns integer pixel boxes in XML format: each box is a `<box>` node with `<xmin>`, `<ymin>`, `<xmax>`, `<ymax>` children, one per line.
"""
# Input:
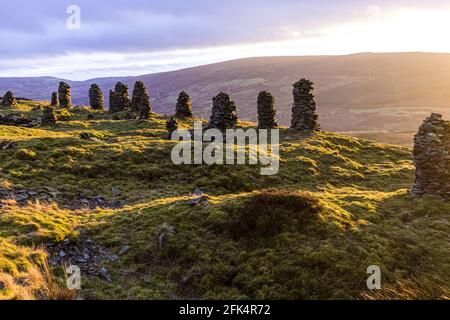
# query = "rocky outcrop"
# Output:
<box><xmin>89</xmin><ymin>84</ymin><xmax>104</xmax><ymax>110</ymax></box>
<box><xmin>0</xmin><ymin>113</ymin><xmax>37</xmax><ymax>127</ymax></box>
<box><xmin>208</xmin><ymin>92</ymin><xmax>238</xmax><ymax>130</ymax></box>
<box><xmin>175</xmin><ymin>91</ymin><xmax>193</xmax><ymax>118</ymax></box>
<box><xmin>1</xmin><ymin>91</ymin><xmax>17</xmax><ymax>108</ymax></box>
<box><xmin>109</xmin><ymin>82</ymin><xmax>131</xmax><ymax>114</ymax></box>
<box><xmin>58</xmin><ymin>82</ymin><xmax>72</xmax><ymax>108</ymax></box>
<box><xmin>131</xmin><ymin>81</ymin><xmax>151</xmax><ymax>119</ymax></box>
<box><xmin>257</xmin><ymin>91</ymin><xmax>277</xmax><ymax>129</ymax></box>
<box><xmin>412</xmin><ymin>113</ymin><xmax>450</xmax><ymax>198</ymax></box>
<box><xmin>291</xmin><ymin>79</ymin><xmax>320</xmax><ymax>131</ymax></box>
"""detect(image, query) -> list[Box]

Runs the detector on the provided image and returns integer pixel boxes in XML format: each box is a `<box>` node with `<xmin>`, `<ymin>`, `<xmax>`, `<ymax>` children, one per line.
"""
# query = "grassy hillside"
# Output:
<box><xmin>0</xmin><ymin>100</ymin><xmax>448</xmax><ymax>300</ymax></box>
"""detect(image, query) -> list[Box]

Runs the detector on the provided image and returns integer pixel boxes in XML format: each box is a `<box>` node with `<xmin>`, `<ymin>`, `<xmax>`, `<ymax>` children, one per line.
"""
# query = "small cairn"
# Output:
<box><xmin>50</xmin><ymin>92</ymin><xmax>59</xmax><ymax>108</ymax></box>
<box><xmin>291</xmin><ymin>79</ymin><xmax>320</xmax><ymax>131</ymax></box>
<box><xmin>208</xmin><ymin>92</ymin><xmax>238</xmax><ymax>130</ymax></box>
<box><xmin>58</xmin><ymin>82</ymin><xmax>72</xmax><ymax>108</ymax></box>
<box><xmin>175</xmin><ymin>91</ymin><xmax>193</xmax><ymax>118</ymax></box>
<box><xmin>166</xmin><ymin>117</ymin><xmax>179</xmax><ymax>139</ymax></box>
<box><xmin>131</xmin><ymin>81</ymin><xmax>151</xmax><ymax>119</ymax></box>
<box><xmin>412</xmin><ymin>113</ymin><xmax>450</xmax><ymax>198</ymax></box>
<box><xmin>41</xmin><ymin>106</ymin><xmax>57</xmax><ymax>126</ymax></box>
<box><xmin>257</xmin><ymin>91</ymin><xmax>278</xmax><ymax>129</ymax></box>
<box><xmin>1</xmin><ymin>91</ymin><xmax>17</xmax><ymax>108</ymax></box>
<box><xmin>89</xmin><ymin>84</ymin><xmax>104</xmax><ymax>110</ymax></box>
<box><xmin>109</xmin><ymin>82</ymin><xmax>131</xmax><ymax>114</ymax></box>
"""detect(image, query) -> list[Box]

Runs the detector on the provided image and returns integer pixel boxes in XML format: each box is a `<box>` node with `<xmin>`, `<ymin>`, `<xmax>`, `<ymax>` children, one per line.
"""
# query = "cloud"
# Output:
<box><xmin>0</xmin><ymin>0</ymin><xmax>449</xmax><ymax>79</ymax></box>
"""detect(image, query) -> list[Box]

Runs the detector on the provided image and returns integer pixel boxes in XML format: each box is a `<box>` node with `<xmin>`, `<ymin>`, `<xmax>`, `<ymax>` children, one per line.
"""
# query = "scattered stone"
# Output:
<box><xmin>158</xmin><ymin>223</ymin><xmax>175</xmax><ymax>249</ymax></box>
<box><xmin>1</xmin><ymin>91</ymin><xmax>17</xmax><ymax>108</ymax></box>
<box><xmin>208</xmin><ymin>92</ymin><xmax>238</xmax><ymax>131</ymax></box>
<box><xmin>41</xmin><ymin>106</ymin><xmax>57</xmax><ymax>126</ymax></box>
<box><xmin>111</xmin><ymin>187</ymin><xmax>121</xmax><ymax>197</ymax></box>
<box><xmin>175</xmin><ymin>91</ymin><xmax>193</xmax><ymax>118</ymax></box>
<box><xmin>193</xmin><ymin>188</ymin><xmax>204</xmax><ymax>197</ymax></box>
<box><xmin>257</xmin><ymin>91</ymin><xmax>278</xmax><ymax>129</ymax></box>
<box><xmin>79</xmin><ymin>132</ymin><xmax>93</xmax><ymax>141</ymax></box>
<box><xmin>99</xmin><ymin>267</ymin><xmax>111</xmax><ymax>282</ymax></box>
<box><xmin>131</xmin><ymin>81</ymin><xmax>151</xmax><ymax>119</ymax></box>
<box><xmin>109</xmin><ymin>82</ymin><xmax>130</xmax><ymax>114</ymax></box>
<box><xmin>50</xmin><ymin>92</ymin><xmax>59</xmax><ymax>107</ymax></box>
<box><xmin>0</xmin><ymin>140</ymin><xmax>17</xmax><ymax>150</ymax></box>
<box><xmin>59</xmin><ymin>250</ymin><xmax>66</xmax><ymax>258</ymax></box>
<box><xmin>166</xmin><ymin>117</ymin><xmax>179</xmax><ymax>139</ymax></box>
<box><xmin>291</xmin><ymin>79</ymin><xmax>320</xmax><ymax>132</ymax></box>
<box><xmin>89</xmin><ymin>84</ymin><xmax>104</xmax><ymax>110</ymax></box>
<box><xmin>412</xmin><ymin>113</ymin><xmax>450</xmax><ymax>198</ymax></box>
<box><xmin>118</xmin><ymin>246</ymin><xmax>130</xmax><ymax>255</ymax></box>
<box><xmin>186</xmin><ymin>188</ymin><xmax>210</xmax><ymax>207</ymax></box>
<box><xmin>58</xmin><ymin>82</ymin><xmax>72</xmax><ymax>108</ymax></box>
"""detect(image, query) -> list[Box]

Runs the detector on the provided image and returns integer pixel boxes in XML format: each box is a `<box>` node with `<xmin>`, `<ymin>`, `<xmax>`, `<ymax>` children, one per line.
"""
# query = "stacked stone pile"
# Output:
<box><xmin>89</xmin><ymin>84</ymin><xmax>104</xmax><ymax>110</ymax></box>
<box><xmin>58</xmin><ymin>82</ymin><xmax>72</xmax><ymax>108</ymax></box>
<box><xmin>41</xmin><ymin>106</ymin><xmax>57</xmax><ymax>126</ymax></box>
<box><xmin>131</xmin><ymin>81</ymin><xmax>151</xmax><ymax>119</ymax></box>
<box><xmin>257</xmin><ymin>91</ymin><xmax>277</xmax><ymax>129</ymax></box>
<box><xmin>175</xmin><ymin>91</ymin><xmax>193</xmax><ymax>118</ymax></box>
<box><xmin>50</xmin><ymin>92</ymin><xmax>59</xmax><ymax>107</ymax></box>
<box><xmin>109</xmin><ymin>82</ymin><xmax>131</xmax><ymax>114</ymax></box>
<box><xmin>208</xmin><ymin>92</ymin><xmax>238</xmax><ymax>130</ymax></box>
<box><xmin>291</xmin><ymin>79</ymin><xmax>320</xmax><ymax>131</ymax></box>
<box><xmin>1</xmin><ymin>91</ymin><xmax>17</xmax><ymax>108</ymax></box>
<box><xmin>166</xmin><ymin>117</ymin><xmax>178</xmax><ymax>139</ymax></box>
<box><xmin>412</xmin><ymin>113</ymin><xmax>450</xmax><ymax>198</ymax></box>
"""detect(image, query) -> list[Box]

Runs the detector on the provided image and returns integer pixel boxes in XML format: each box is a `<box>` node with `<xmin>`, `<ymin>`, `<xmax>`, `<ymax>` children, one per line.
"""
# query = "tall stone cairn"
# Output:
<box><xmin>109</xmin><ymin>82</ymin><xmax>131</xmax><ymax>114</ymax></box>
<box><xmin>89</xmin><ymin>84</ymin><xmax>104</xmax><ymax>110</ymax></box>
<box><xmin>257</xmin><ymin>91</ymin><xmax>278</xmax><ymax>129</ymax></box>
<box><xmin>166</xmin><ymin>117</ymin><xmax>179</xmax><ymax>139</ymax></box>
<box><xmin>50</xmin><ymin>92</ymin><xmax>59</xmax><ymax>107</ymax></box>
<box><xmin>412</xmin><ymin>113</ymin><xmax>450</xmax><ymax>198</ymax></box>
<box><xmin>291</xmin><ymin>79</ymin><xmax>320</xmax><ymax>131</ymax></box>
<box><xmin>208</xmin><ymin>92</ymin><xmax>238</xmax><ymax>130</ymax></box>
<box><xmin>58</xmin><ymin>82</ymin><xmax>72</xmax><ymax>108</ymax></box>
<box><xmin>41</xmin><ymin>106</ymin><xmax>57</xmax><ymax>126</ymax></box>
<box><xmin>175</xmin><ymin>91</ymin><xmax>193</xmax><ymax>118</ymax></box>
<box><xmin>131</xmin><ymin>81</ymin><xmax>151</xmax><ymax>119</ymax></box>
<box><xmin>1</xmin><ymin>91</ymin><xmax>16</xmax><ymax>108</ymax></box>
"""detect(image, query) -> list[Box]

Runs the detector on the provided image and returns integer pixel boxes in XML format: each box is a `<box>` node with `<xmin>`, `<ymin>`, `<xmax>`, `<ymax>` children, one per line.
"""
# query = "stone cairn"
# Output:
<box><xmin>58</xmin><ymin>82</ymin><xmax>72</xmax><ymax>108</ymax></box>
<box><xmin>166</xmin><ymin>117</ymin><xmax>178</xmax><ymax>139</ymax></box>
<box><xmin>175</xmin><ymin>91</ymin><xmax>193</xmax><ymax>118</ymax></box>
<box><xmin>1</xmin><ymin>91</ymin><xmax>17</xmax><ymax>108</ymax></box>
<box><xmin>412</xmin><ymin>113</ymin><xmax>450</xmax><ymax>198</ymax></box>
<box><xmin>50</xmin><ymin>92</ymin><xmax>59</xmax><ymax>108</ymax></box>
<box><xmin>89</xmin><ymin>84</ymin><xmax>104</xmax><ymax>110</ymax></box>
<box><xmin>208</xmin><ymin>92</ymin><xmax>238</xmax><ymax>130</ymax></box>
<box><xmin>257</xmin><ymin>91</ymin><xmax>278</xmax><ymax>129</ymax></box>
<box><xmin>41</xmin><ymin>106</ymin><xmax>57</xmax><ymax>126</ymax></box>
<box><xmin>131</xmin><ymin>81</ymin><xmax>151</xmax><ymax>119</ymax></box>
<box><xmin>109</xmin><ymin>82</ymin><xmax>130</xmax><ymax>114</ymax></box>
<box><xmin>291</xmin><ymin>79</ymin><xmax>320</xmax><ymax>131</ymax></box>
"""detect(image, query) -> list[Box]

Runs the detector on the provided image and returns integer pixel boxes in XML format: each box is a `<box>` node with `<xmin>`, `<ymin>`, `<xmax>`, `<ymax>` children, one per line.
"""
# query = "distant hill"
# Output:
<box><xmin>2</xmin><ymin>52</ymin><xmax>450</xmax><ymax>131</ymax></box>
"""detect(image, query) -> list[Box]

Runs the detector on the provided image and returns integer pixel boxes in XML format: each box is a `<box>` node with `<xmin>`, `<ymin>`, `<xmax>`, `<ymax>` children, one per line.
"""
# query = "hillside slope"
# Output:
<box><xmin>0</xmin><ymin>100</ymin><xmax>448</xmax><ymax>300</ymax></box>
<box><xmin>2</xmin><ymin>53</ymin><xmax>450</xmax><ymax>132</ymax></box>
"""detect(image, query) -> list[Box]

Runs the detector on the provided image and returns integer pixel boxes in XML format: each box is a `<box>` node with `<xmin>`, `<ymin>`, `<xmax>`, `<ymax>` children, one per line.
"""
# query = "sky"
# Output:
<box><xmin>1</xmin><ymin>0</ymin><xmax>450</xmax><ymax>80</ymax></box>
